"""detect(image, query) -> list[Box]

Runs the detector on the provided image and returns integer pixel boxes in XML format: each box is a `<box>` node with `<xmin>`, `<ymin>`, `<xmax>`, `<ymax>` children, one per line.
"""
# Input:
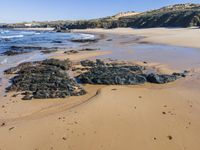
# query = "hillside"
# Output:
<box><xmin>119</xmin><ymin>3</ymin><xmax>200</xmax><ymax>28</ymax></box>
<box><xmin>1</xmin><ymin>3</ymin><xmax>200</xmax><ymax>29</ymax></box>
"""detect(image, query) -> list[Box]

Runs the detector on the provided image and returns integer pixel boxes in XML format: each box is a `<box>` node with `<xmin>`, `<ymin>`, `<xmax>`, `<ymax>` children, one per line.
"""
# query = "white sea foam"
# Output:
<box><xmin>0</xmin><ymin>58</ymin><xmax>8</xmax><ymax>64</ymax></box>
<box><xmin>71</xmin><ymin>33</ymin><xmax>95</xmax><ymax>40</ymax></box>
<box><xmin>20</xmin><ymin>31</ymin><xmax>40</xmax><ymax>35</ymax></box>
<box><xmin>0</xmin><ymin>30</ymin><xmax>10</xmax><ymax>34</ymax></box>
<box><xmin>0</xmin><ymin>35</ymin><xmax>24</xmax><ymax>39</ymax></box>
<box><xmin>80</xmin><ymin>33</ymin><xmax>95</xmax><ymax>39</ymax></box>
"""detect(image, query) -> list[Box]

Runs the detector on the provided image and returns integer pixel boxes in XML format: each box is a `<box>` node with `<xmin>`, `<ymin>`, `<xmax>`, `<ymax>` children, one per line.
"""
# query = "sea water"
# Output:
<box><xmin>0</xmin><ymin>29</ymin><xmax>95</xmax><ymax>64</ymax></box>
<box><xmin>0</xmin><ymin>29</ymin><xmax>95</xmax><ymax>81</ymax></box>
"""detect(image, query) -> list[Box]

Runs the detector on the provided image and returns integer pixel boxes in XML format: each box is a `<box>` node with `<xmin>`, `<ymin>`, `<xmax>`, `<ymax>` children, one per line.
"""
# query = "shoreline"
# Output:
<box><xmin>12</xmin><ymin>27</ymin><xmax>55</xmax><ymax>31</ymax></box>
<box><xmin>73</xmin><ymin>27</ymin><xmax>200</xmax><ymax>49</ymax></box>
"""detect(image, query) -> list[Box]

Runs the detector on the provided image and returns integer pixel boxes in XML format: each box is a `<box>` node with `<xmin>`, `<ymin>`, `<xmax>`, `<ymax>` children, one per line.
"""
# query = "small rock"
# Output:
<box><xmin>167</xmin><ymin>135</ymin><xmax>173</xmax><ymax>140</ymax></box>
<box><xmin>62</xmin><ymin>137</ymin><xmax>67</xmax><ymax>140</ymax></box>
<box><xmin>147</xmin><ymin>73</ymin><xmax>178</xmax><ymax>84</ymax></box>
<box><xmin>1</xmin><ymin>123</ymin><xmax>5</xmax><ymax>126</ymax></box>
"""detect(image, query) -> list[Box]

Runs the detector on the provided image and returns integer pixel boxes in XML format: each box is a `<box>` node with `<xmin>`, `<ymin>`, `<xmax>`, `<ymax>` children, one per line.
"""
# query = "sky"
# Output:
<box><xmin>0</xmin><ymin>0</ymin><xmax>199</xmax><ymax>23</ymax></box>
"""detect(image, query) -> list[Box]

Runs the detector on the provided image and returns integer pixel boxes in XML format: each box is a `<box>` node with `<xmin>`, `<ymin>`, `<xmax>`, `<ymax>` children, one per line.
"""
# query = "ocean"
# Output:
<box><xmin>0</xmin><ymin>29</ymin><xmax>95</xmax><ymax>78</ymax></box>
<box><xmin>0</xmin><ymin>29</ymin><xmax>95</xmax><ymax>64</ymax></box>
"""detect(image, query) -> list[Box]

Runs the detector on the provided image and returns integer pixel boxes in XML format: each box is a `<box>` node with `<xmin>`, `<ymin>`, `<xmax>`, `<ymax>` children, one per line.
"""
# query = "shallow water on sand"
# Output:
<box><xmin>96</xmin><ymin>34</ymin><xmax>200</xmax><ymax>70</ymax></box>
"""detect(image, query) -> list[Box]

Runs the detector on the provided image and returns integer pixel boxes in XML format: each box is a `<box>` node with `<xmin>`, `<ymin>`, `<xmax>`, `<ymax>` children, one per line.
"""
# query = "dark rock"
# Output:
<box><xmin>79</xmin><ymin>48</ymin><xmax>100</xmax><ymax>51</ymax></box>
<box><xmin>146</xmin><ymin>73</ymin><xmax>178</xmax><ymax>84</ymax></box>
<box><xmin>2</xmin><ymin>45</ymin><xmax>61</xmax><ymax>56</ymax></box>
<box><xmin>52</xmin><ymin>40</ymin><xmax>62</xmax><ymax>43</ymax></box>
<box><xmin>77</xmin><ymin>59</ymin><xmax>183</xmax><ymax>85</ymax></box>
<box><xmin>10</xmin><ymin>45</ymin><xmax>44</xmax><ymax>51</ymax></box>
<box><xmin>1</xmin><ymin>122</ymin><xmax>5</xmax><ymax>126</ymax></box>
<box><xmin>76</xmin><ymin>66</ymin><xmax>146</xmax><ymax>85</ymax></box>
<box><xmin>70</xmin><ymin>38</ymin><xmax>98</xmax><ymax>43</ymax></box>
<box><xmin>41</xmin><ymin>49</ymin><xmax>58</xmax><ymax>54</ymax></box>
<box><xmin>5</xmin><ymin>59</ymin><xmax>86</xmax><ymax>100</ymax></box>
<box><xmin>172</xmin><ymin>72</ymin><xmax>186</xmax><ymax>78</ymax></box>
<box><xmin>64</xmin><ymin>50</ymin><xmax>79</xmax><ymax>54</ymax></box>
<box><xmin>3</xmin><ymin>50</ymin><xmax>28</xmax><ymax>56</ymax></box>
<box><xmin>42</xmin><ymin>59</ymin><xmax>72</xmax><ymax>70</ymax></box>
<box><xmin>54</xmin><ymin>26</ymin><xmax>71</xmax><ymax>33</ymax></box>
<box><xmin>80</xmin><ymin>60</ymin><xmax>96</xmax><ymax>67</ymax></box>
<box><xmin>96</xmin><ymin>59</ymin><xmax>105</xmax><ymax>66</ymax></box>
<box><xmin>64</xmin><ymin>48</ymin><xmax>100</xmax><ymax>55</ymax></box>
<box><xmin>21</xmin><ymin>91</ymin><xmax>33</xmax><ymax>100</ymax></box>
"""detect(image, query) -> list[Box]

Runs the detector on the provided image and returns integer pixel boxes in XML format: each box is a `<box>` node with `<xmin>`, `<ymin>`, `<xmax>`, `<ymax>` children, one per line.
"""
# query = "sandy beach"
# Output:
<box><xmin>0</xmin><ymin>28</ymin><xmax>200</xmax><ymax>150</ymax></box>
<box><xmin>74</xmin><ymin>28</ymin><xmax>200</xmax><ymax>49</ymax></box>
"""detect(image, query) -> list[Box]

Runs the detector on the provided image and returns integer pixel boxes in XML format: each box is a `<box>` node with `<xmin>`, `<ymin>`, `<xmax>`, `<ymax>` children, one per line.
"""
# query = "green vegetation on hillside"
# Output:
<box><xmin>1</xmin><ymin>3</ymin><xmax>200</xmax><ymax>29</ymax></box>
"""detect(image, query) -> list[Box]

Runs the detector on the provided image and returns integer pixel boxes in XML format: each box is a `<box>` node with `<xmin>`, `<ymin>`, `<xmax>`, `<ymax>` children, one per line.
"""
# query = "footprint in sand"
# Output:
<box><xmin>186</xmin><ymin>122</ymin><xmax>192</xmax><ymax>129</ymax></box>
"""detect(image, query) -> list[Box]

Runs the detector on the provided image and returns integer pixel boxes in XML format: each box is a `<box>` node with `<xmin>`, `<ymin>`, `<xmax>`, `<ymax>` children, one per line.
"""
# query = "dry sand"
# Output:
<box><xmin>0</xmin><ymin>28</ymin><xmax>200</xmax><ymax>150</ymax></box>
<box><xmin>74</xmin><ymin>27</ymin><xmax>200</xmax><ymax>48</ymax></box>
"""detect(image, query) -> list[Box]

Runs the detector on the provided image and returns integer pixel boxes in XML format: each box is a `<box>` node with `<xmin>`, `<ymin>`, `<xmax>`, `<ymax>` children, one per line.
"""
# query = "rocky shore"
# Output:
<box><xmin>2</xmin><ymin>45</ymin><xmax>61</xmax><ymax>56</ymax></box>
<box><xmin>4</xmin><ymin>59</ymin><xmax>187</xmax><ymax>100</ymax></box>
<box><xmin>77</xmin><ymin>59</ymin><xmax>186</xmax><ymax>85</ymax></box>
<box><xmin>4</xmin><ymin>59</ymin><xmax>86</xmax><ymax>100</ymax></box>
<box><xmin>2</xmin><ymin>45</ymin><xmax>100</xmax><ymax>56</ymax></box>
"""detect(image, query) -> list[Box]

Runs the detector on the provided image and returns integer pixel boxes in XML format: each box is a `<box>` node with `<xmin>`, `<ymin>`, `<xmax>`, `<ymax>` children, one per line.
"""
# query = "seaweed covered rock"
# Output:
<box><xmin>78</xmin><ymin>60</ymin><xmax>146</xmax><ymax>85</ymax></box>
<box><xmin>146</xmin><ymin>73</ymin><xmax>178</xmax><ymax>84</ymax></box>
<box><xmin>77</xmin><ymin>59</ymin><xmax>186</xmax><ymax>85</ymax></box>
<box><xmin>42</xmin><ymin>59</ymin><xmax>72</xmax><ymax>70</ymax></box>
<box><xmin>70</xmin><ymin>38</ymin><xmax>98</xmax><ymax>43</ymax></box>
<box><xmin>80</xmin><ymin>60</ymin><xmax>96</xmax><ymax>67</ymax></box>
<box><xmin>3</xmin><ymin>50</ymin><xmax>28</xmax><ymax>56</ymax></box>
<box><xmin>80</xmin><ymin>59</ymin><xmax>106</xmax><ymax>67</ymax></box>
<box><xmin>2</xmin><ymin>45</ymin><xmax>61</xmax><ymax>56</ymax></box>
<box><xmin>5</xmin><ymin>59</ymin><xmax>86</xmax><ymax>100</ymax></box>
<box><xmin>76</xmin><ymin>65</ymin><xmax>146</xmax><ymax>85</ymax></box>
<box><xmin>4</xmin><ymin>62</ymin><xmax>36</xmax><ymax>74</ymax></box>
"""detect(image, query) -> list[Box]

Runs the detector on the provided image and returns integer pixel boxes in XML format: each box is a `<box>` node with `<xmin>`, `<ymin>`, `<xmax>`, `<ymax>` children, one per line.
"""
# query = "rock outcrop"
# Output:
<box><xmin>5</xmin><ymin>59</ymin><xmax>86</xmax><ymax>100</ymax></box>
<box><xmin>4</xmin><ymin>59</ymin><xmax>187</xmax><ymax>100</ymax></box>
<box><xmin>76</xmin><ymin>60</ymin><xmax>186</xmax><ymax>85</ymax></box>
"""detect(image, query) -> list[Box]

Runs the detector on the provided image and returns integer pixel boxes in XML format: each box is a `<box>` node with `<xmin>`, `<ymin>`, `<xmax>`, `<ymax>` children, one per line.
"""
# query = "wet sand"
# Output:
<box><xmin>1</xmin><ymin>28</ymin><xmax>200</xmax><ymax>150</ymax></box>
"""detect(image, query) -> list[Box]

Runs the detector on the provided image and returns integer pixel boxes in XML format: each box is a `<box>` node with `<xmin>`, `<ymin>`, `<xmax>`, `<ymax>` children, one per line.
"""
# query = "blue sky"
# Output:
<box><xmin>0</xmin><ymin>0</ymin><xmax>199</xmax><ymax>23</ymax></box>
